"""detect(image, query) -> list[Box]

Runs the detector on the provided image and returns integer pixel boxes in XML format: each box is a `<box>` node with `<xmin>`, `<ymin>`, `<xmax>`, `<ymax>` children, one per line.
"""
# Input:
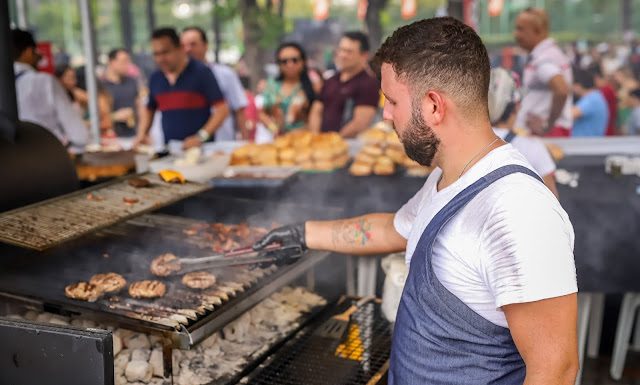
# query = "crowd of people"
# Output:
<box><xmin>10</xmin><ymin>7</ymin><xmax>640</xmax><ymax>153</ymax></box>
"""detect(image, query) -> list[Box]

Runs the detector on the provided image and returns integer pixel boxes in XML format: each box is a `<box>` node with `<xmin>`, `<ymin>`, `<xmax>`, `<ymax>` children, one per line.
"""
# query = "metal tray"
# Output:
<box><xmin>211</xmin><ymin>166</ymin><xmax>300</xmax><ymax>188</ymax></box>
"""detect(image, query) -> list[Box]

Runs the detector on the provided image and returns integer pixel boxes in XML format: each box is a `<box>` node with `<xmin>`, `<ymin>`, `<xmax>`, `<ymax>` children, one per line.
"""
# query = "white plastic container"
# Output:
<box><xmin>381</xmin><ymin>253</ymin><xmax>408</xmax><ymax>323</ymax></box>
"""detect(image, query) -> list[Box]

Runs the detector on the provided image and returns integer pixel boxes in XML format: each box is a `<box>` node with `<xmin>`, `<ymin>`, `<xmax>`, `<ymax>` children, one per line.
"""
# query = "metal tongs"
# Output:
<box><xmin>173</xmin><ymin>243</ymin><xmax>304</xmax><ymax>275</ymax></box>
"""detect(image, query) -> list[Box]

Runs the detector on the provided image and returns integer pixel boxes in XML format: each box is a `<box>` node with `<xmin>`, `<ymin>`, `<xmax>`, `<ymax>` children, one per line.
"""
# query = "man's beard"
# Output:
<box><xmin>397</xmin><ymin>103</ymin><xmax>440</xmax><ymax>167</ymax></box>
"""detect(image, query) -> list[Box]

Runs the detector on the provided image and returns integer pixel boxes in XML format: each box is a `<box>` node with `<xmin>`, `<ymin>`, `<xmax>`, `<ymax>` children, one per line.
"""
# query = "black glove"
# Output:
<box><xmin>253</xmin><ymin>223</ymin><xmax>307</xmax><ymax>251</ymax></box>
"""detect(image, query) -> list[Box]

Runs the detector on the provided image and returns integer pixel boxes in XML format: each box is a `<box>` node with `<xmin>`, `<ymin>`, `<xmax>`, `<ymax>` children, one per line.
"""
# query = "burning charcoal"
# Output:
<box><xmin>149</xmin><ymin>348</ymin><xmax>164</xmax><ymax>378</ymax></box>
<box><xmin>125</xmin><ymin>360</ymin><xmax>153</xmax><ymax>383</ymax></box>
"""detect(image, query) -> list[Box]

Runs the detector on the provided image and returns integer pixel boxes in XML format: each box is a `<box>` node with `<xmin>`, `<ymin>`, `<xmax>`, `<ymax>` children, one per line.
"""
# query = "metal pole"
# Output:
<box><xmin>79</xmin><ymin>0</ymin><xmax>100</xmax><ymax>145</ymax></box>
<box><xmin>0</xmin><ymin>0</ymin><xmax>18</xmax><ymax>142</ymax></box>
<box><xmin>119</xmin><ymin>0</ymin><xmax>133</xmax><ymax>52</ymax></box>
<box><xmin>212</xmin><ymin>0</ymin><xmax>221</xmax><ymax>63</ymax></box>
<box><xmin>146</xmin><ymin>0</ymin><xmax>156</xmax><ymax>34</ymax></box>
<box><xmin>15</xmin><ymin>0</ymin><xmax>27</xmax><ymax>29</ymax></box>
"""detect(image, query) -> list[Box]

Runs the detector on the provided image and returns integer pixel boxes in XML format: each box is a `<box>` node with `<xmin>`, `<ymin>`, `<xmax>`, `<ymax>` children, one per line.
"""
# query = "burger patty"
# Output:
<box><xmin>150</xmin><ymin>253</ymin><xmax>181</xmax><ymax>277</ymax></box>
<box><xmin>182</xmin><ymin>271</ymin><xmax>217</xmax><ymax>290</ymax></box>
<box><xmin>128</xmin><ymin>280</ymin><xmax>166</xmax><ymax>299</ymax></box>
<box><xmin>89</xmin><ymin>272</ymin><xmax>127</xmax><ymax>293</ymax></box>
<box><xmin>65</xmin><ymin>282</ymin><xmax>102</xmax><ymax>302</ymax></box>
<box><xmin>128</xmin><ymin>177</ymin><xmax>151</xmax><ymax>188</ymax></box>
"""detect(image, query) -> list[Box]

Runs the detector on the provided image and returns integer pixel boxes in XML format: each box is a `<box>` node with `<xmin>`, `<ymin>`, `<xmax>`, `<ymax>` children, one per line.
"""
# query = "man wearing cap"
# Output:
<box><xmin>255</xmin><ymin>17</ymin><xmax>578</xmax><ymax>384</ymax></box>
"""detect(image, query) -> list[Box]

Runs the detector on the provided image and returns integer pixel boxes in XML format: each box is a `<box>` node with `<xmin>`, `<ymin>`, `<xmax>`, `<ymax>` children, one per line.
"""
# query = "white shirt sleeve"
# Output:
<box><xmin>537</xmin><ymin>62</ymin><xmax>562</xmax><ymax>84</ymax></box>
<box><xmin>479</xmin><ymin>180</ymin><xmax>577</xmax><ymax>308</ymax></box>
<box><xmin>50</xmin><ymin>77</ymin><xmax>89</xmax><ymax>146</ymax></box>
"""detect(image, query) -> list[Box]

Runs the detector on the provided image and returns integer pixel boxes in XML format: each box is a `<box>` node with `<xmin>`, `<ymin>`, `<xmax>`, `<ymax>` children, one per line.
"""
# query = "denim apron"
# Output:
<box><xmin>390</xmin><ymin>165</ymin><xmax>542</xmax><ymax>385</ymax></box>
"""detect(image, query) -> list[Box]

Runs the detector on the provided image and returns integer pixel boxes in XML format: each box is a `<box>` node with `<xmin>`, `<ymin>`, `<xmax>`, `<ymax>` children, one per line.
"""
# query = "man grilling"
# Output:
<box><xmin>254</xmin><ymin>18</ymin><xmax>578</xmax><ymax>384</ymax></box>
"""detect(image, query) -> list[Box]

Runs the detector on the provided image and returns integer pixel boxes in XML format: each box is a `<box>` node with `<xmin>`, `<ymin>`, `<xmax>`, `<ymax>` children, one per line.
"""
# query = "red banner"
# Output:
<box><xmin>401</xmin><ymin>0</ymin><xmax>417</xmax><ymax>20</ymax></box>
<box><xmin>313</xmin><ymin>0</ymin><xmax>330</xmax><ymax>21</ymax></box>
<box><xmin>36</xmin><ymin>41</ymin><xmax>54</xmax><ymax>74</ymax></box>
<box><xmin>358</xmin><ymin>0</ymin><xmax>368</xmax><ymax>20</ymax></box>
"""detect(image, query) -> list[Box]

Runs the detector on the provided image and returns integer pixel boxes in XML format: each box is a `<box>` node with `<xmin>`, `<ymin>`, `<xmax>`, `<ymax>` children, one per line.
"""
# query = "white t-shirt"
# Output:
<box><xmin>516</xmin><ymin>38</ymin><xmax>573</xmax><ymax>131</ymax></box>
<box><xmin>493</xmin><ymin>128</ymin><xmax>556</xmax><ymax>177</ymax></box>
<box><xmin>394</xmin><ymin>145</ymin><xmax>577</xmax><ymax>327</ymax></box>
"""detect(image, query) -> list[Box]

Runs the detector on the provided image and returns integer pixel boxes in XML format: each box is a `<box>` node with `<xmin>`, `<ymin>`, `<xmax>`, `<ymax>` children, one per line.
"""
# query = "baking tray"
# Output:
<box><xmin>211</xmin><ymin>166</ymin><xmax>300</xmax><ymax>188</ymax></box>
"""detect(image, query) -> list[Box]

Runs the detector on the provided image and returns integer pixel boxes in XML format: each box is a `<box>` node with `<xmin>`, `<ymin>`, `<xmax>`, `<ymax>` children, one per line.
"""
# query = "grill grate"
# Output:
<box><xmin>243</xmin><ymin>299</ymin><xmax>391</xmax><ymax>385</ymax></box>
<box><xmin>0</xmin><ymin>173</ymin><xmax>209</xmax><ymax>250</ymax></box>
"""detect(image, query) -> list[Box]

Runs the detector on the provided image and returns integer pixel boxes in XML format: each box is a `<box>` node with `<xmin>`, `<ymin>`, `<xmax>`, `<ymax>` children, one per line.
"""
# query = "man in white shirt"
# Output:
<box><xmin>514</xmin><ymin>8</ymin><xmax>573</xmax><ymax>137</ymax></box>
<box><xmin>255</xmin><ymin>17</ymin><xmax>578</xmax><ymax>384</ymax></box>
<box><xmin>181</xmin><ymin>27</ymin><xmax>248</xmax><ymax>141</ymax></box>
<box><xmin>488</xmin><ymin>67</ymin><xmax>559</xmax><ymax>196</ymax></box>
<box><xmin>11</xmin><ymin>29</ymin><xmax>88</xmax><ymax>148</ymax></box>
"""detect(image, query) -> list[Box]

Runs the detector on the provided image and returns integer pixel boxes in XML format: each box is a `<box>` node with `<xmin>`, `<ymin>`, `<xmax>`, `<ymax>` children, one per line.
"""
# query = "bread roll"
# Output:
<box><xmin>274</xmin><ymin>135</ymin><xmax>291</xmax><ymax>150</ymax></box>
<box><xmin>385</xmin><ymin>147</ymin><xmax>406</xmax><ymax>164</ymax></box>
<box><xmin>349</xmin><ymin>161</ymin><xmax>372</xmax><ymax>176</ymax></box>
<box><xmin>295</xmin><ymin>148</ymin><xmax>312</xmax><ymax>163</ymax></box>
<box><xmin>376</xmin><ymin>156</ymin><xmax>394</xmax><ymax>167</ymax></box>
<box><xmin>279</xmin><ymin>160</ymin><xmax>297</xmax><ymax>167</ymax></box>
<box><xmin>314</xmin><ymin>160</ymin><xmax>335</xmax><ymax>171</ymax></box>
<box><xmin>312</xmin><ymin>145</ymin><xmax>335</xmax><ymax>161</ymax></box>
<box><xmin>299</xmin><ymin>160</ymin><xmax>315</xmax><ymax>170</ymax></box>
<box><xmin>279</xmin><ymin>147</ymin><xmax>296</xmax><ymax>161</ymax></box>
<box><xmin>362</xmin><ymin>144</ymin><xmax>384</xmax><ymax>157</ymax></box>
<box><xmin>373</xmin><ymin>161</ymin><xmax>396</xmax><ymax>176</ymax></box>
<box><xmin>354</xmin><ymin>152</ymin><xmax>377</xmax><ymax>165</ymax></box>
<box><xmin>360</xmin><ymin>128</ymin><xmax>387</xmax><ymax>144</ymax></box>
<box><xmin>334</xmin><ymin>154</ymin><xmax>351</xmax><ymax>168</ymax></box>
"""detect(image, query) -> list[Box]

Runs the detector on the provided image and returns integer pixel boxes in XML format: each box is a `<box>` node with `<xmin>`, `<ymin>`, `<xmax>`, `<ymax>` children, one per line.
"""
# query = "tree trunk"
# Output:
<box><xmin>365</xmin><ymin>0</ymin><xmax>388</xmax><ymax>52</ymax></box>
<box><xmin>240</xmin><ymin>0</ymin><xmax>263</xmax><ymax>89</ymax></box>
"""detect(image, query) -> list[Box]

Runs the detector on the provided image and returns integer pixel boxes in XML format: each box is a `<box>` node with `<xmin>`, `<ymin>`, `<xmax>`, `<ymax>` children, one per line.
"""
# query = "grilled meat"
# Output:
<box><xmin>65</xmin><ymin>281</ymin><xmax>102</xmax><ymax>302</ymax></box>
<box><xmin>123</xmin><ymin>196</ymin><xmax>139</xmax><ymax>204</ymax></box>
<box><xmin>128</xmin><ymin>177</ymin><xmax>152</xmax><ymax>188</ymax></box>
<box><xmin>150</xmin><ymin>253</ymin><xmax>181</xmax><ymax>277</ymax></box>
<box><xmin>89</xmin><ymin>272</ymin><xmax>127</xmax><ymax>293</ymax></box>
<box><xmin>128</xmin><ymin>280</ymin><xmax>166</xmax><ymax>299</ymax></box>
<box><xmin>182</xmin><ymin>271</ymin><xmax>217</xmax><ymax>290</ymax></box>
<box><xmin>183</xmin><ymin>222</ymin><xmax>270</xmax><ymax>252</ymax></box>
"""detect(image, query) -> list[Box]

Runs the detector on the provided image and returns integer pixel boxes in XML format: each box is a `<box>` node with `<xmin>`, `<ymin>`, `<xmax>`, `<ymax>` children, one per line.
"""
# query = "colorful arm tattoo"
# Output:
<box><xmin>331</xmin><ymin>218</ymin><xmax>373</xmax><ymax>249</ymax></box>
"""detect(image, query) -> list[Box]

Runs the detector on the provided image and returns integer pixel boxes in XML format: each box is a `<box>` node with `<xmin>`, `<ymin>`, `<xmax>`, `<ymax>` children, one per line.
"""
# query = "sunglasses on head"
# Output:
<box><xmin>277</xmin><ymin>57</ymin><xmax>301</xmax><ymax>65</ymax></box>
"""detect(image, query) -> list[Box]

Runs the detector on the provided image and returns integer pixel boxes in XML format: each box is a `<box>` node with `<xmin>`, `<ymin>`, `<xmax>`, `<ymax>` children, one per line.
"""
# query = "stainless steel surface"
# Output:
<box><xmin>0</xmin><ymin>174</ymin><xmax>209</xmax><ymax>250</ymax></box>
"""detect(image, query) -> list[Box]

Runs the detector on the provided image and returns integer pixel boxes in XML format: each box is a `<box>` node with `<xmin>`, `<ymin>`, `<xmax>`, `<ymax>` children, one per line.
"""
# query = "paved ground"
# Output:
<box><xmin>582</xmin><ymin>352</ymin><xmax>640</xmax><ymax>385</ymax></box>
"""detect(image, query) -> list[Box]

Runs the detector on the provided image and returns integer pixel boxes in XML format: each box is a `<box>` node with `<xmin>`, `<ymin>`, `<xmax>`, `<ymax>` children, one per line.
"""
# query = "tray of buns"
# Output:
<box><xmin>230</xmin><ymin>130</ymin><xmax>351</xmax><ymax>172</ymax></box>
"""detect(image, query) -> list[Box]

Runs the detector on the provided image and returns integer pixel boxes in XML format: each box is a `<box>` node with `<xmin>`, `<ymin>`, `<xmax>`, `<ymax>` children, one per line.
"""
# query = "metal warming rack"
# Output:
<box><xmin>0</xmin><ymin>173</ymin><xmax>209</xmax><ymax>250</ymax></box>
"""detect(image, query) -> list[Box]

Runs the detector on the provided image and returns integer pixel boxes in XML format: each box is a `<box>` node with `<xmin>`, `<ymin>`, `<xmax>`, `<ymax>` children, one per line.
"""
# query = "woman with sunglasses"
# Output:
<box><xmin>260</xmin><ymin>42</ymin><xmax>317</xmax><ymax>134</ymax></box>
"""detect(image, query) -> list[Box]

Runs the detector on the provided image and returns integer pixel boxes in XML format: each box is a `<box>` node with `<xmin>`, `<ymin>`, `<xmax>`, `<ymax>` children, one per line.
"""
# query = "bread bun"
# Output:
<box><xmin>406</xmin><ymin>166</ymin><xmax>433</xmax><ymax>177</ymax></box>
<box><xmin>376</xmin><ymin>156</ymin><xmax>394</xmax><ymax>167</ymax></box>
<box><xmin>334</xmin><ymin>154</ymin><xmax>351</xmax><ymax>168</ymax></box>
<box><xmin>279</xmin><ymin>147</ymin><xmax>296</xmax><ymax>161</ymax></box>
<box><xmin>294</xmin><ymin>148</ymin><xmax>312</xmax><ymax>163</ymax></box>
<box><xmin>274</xmin><ymin>135</ymin><xmax>291</xmax><ymax>150</ymax></box>
<box><xmin>349</xmin><ymin>161</ymin><xmax>372</xmax><ymax>176</ymax></box>
<box><xmin>373</xmin><ymin>161</ymin><xmax>395</xmax><ymax>176</ymax></box>
<box><xmin>279</xmin><ymin>160</ymin><xmax>297</xmax><ymax>167</ymax></box>
<box><xmin>386</xmin><ymin>131</ymin><xmax>402</xmax><ymax>147</ymax></box>
<box><xmin>362</xmin><ymin>144</ymin><xmax>384</xmax><ymax>157</ymax></box>
<box><xmin>360</xmin><ymin>128</ymin><xmax>387</xmax><ymax>144</ymax></box>
<box><xmin>292</xmin><ymin>131</ymin><xmax>313</xmax><ymax>148</ymax></box>
<box><xmin>298</xmin><ymin>160</ymin><xmax>315</xmax><ymax>170</ymax></box>
<box><xmin>385</xmin><ymin>147</ymin><xmax>405</xmax><ymax>164</ymax></box>
<box><xmin>312</xmin><ymin>145</ymin><xmax>335</xmax><ymax>161</ymax></box>
<box><xmin>354</xmin><ymin>152</ymin><xmax>377</xmax><ymax>165</ymax></box>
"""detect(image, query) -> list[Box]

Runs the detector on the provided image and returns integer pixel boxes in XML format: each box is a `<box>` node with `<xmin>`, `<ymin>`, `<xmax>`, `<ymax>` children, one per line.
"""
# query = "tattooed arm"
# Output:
<box><xmin>305</xmin><ymin>213</ymin><xmax>407</xmax><ymax>255</ymax></box>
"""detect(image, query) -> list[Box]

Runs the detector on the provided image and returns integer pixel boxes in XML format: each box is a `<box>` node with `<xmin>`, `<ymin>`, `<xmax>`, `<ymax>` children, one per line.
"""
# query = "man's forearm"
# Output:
<box><xmin>546</xmin><ymin>92</ymin><xmax>567</xmax><ymax>129</ymax></box>
<box><xmin>306</xmin><ymin>213</ymin><xmax>407</xmax><ymax>255</ymax></box>
<box><xmin>307</xmin><ymin>102</ymin><xmax>323</xmax><ymax>133</ymax></box>
<box><xmin>136</xmin><ymin>108</ymin><xmax>154</xmax><ymax>138</ymax></box>
<box><xmin>203</xmin><ymin>102</ymin><xmax>230</xmax><ymax>135</ymax></box>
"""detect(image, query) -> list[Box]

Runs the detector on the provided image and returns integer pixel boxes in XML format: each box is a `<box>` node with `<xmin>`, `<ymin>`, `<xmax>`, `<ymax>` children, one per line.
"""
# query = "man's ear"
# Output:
<box><xmin>422</xmin><ymin>90</ymin><xmax>446</xmax><ymax>126</ymax></box>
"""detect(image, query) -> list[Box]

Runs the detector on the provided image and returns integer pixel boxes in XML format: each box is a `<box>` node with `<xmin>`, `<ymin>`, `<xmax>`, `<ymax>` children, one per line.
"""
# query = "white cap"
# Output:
<box><xmin>488</xmin><ymin>67</ymin><xmax>520</xmax><ymax>125</ymax></box>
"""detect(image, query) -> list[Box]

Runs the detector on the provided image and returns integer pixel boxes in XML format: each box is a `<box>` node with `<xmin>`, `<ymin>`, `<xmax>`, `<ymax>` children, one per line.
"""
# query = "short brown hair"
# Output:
<box><xmin>374</xmin><ymin>17</ymin><xmax>490</xmax><ymax>116</ymax></box>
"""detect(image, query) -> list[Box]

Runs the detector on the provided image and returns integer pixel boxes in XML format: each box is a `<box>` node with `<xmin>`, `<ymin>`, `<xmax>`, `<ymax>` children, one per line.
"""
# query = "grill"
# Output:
<box><xmin>242</xmin><ymin>298</ymin><xmax>391</xmax><ymax>385</ymax></box>
<box><xmin>0</xmin><ymin>173</ymin><xmax>209</xmax><ymax>250</ymax></box>
<box><xmin>0</xmin><ymin>213</ymin><xmax>329</xmax><ymax>350</ymax></box>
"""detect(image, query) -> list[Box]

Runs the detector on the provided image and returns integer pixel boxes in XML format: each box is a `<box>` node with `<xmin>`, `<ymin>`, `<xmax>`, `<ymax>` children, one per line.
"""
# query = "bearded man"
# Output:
<box><xmin>254</xmin><ymin>17</ymin><xmax>578</xmax><ymax>385</ymax></box>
